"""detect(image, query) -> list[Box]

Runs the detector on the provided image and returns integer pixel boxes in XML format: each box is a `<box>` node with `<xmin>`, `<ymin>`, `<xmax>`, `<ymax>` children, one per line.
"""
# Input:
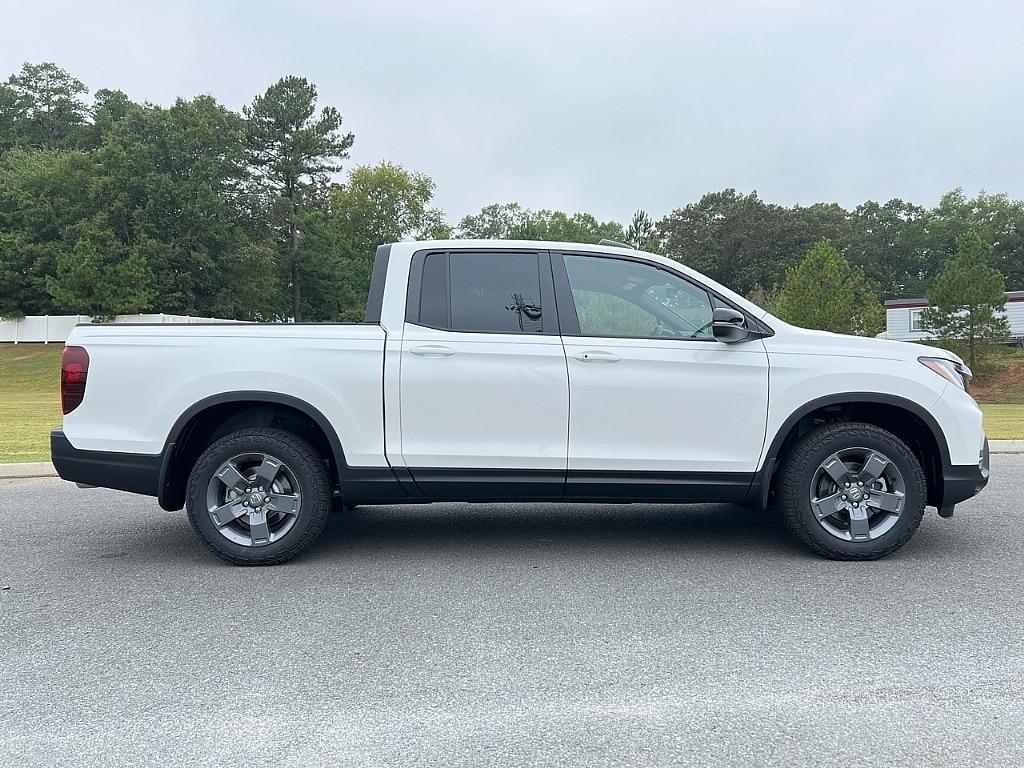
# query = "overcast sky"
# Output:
<box><xmin>3</xmin><ymin>0</ymin><xmax>1023</xmax><ymax>224</ymax></box>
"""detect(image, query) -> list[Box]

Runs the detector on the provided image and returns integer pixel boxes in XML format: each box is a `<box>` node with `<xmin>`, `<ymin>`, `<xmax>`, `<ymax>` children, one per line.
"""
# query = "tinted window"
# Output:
<box><xmin>448</xmin><ymin>252</ymin><xmax>544</xmax><ymax>333</ymax></box>
<box><xmin>419</xmin><ymin>252</ymin><xmax>448</xmax><ymax>327</ymax></box>
<box><xmin>563</xmin><ymin>254</ymin><xmax>715</xmax><ymax>339</ymax></box>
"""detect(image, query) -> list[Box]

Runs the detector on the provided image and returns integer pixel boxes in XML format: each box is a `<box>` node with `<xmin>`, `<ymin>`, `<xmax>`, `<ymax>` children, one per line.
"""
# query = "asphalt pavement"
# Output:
<box><xmin>2</xmin><ymin>457</ymin><xmax>1023</xmax><ymax>767</ymax></box>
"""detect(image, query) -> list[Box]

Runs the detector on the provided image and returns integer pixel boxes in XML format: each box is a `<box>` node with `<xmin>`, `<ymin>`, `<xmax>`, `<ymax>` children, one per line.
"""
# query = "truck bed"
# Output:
<box><xmin>61</xmin><ymin>322</ymin><xmax>388</xmax><ymax>467</ymax></box>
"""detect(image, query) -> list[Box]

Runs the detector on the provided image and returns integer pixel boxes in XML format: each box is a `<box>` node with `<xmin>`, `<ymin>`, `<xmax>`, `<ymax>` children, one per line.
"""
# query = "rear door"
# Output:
<box><xmin>553</xmin><ymin>251</ymin><xmax>769</xmax><ymax>499</ymax></box>
<box><xmin>398</xmin><ymin>249</ymin><xmax>569</xmax><ymax>498</ymax></box>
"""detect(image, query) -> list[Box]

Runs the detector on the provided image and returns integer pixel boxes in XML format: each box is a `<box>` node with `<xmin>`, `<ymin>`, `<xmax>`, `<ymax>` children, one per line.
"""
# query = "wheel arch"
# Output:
<box><xmin>757</xmin><ymin>392</ymin><xmax>951</xmax><ymax>509</ymax></box>
<box><xmin>158</xmin><ymin>392</ymin><xmax>348</xmax><ymax>511</ymax></box>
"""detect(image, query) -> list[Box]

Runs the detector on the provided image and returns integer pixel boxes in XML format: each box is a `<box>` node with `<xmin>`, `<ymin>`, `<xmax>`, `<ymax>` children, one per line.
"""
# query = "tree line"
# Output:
<box><xmin>1</xmin><ymin>62</ymin><xmax>1021</xmax><ymax>334</ymax></box>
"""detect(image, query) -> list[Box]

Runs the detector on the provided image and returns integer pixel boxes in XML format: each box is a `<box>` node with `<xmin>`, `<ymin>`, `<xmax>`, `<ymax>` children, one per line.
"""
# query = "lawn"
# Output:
<box><xmin>0</xmin><ymin>342</ymin><xmax>1022</xmax><ymax>464</ymax></box>
<box><xmin>978</xmin><ymin>404</ymin><xmax>1024</xmax><ymax>440</ymax></box>
<box><xmin>972</xmin><ymin>349</ymin><xmax>1024</xmax><ymax>439</ymax></box>
<box><xmin>0</xmin><ymin>343</ymin><xmax>62</xmax><ymax>463</ymax></box>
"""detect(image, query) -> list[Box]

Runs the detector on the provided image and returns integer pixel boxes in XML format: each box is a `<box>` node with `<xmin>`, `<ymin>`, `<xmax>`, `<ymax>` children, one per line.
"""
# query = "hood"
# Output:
<box><xmin>764</xmin><ymin>315</ymin><xmax>962</xmax><ymax>363</ymax></box>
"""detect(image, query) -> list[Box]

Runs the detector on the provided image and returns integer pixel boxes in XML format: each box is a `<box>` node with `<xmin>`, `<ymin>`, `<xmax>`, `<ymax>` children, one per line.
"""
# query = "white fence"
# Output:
<box><xmin>0</xmin><ymin>314</ymin><xmax>246</xmax><ymax>344</ymax></box>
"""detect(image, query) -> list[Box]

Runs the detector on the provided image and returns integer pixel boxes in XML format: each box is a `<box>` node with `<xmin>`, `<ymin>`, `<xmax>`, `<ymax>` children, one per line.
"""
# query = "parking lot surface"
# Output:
<box><xmin>2</xmin><ymin>456</ymin><xmax>1022</xmax><ymax>767</ymax></box>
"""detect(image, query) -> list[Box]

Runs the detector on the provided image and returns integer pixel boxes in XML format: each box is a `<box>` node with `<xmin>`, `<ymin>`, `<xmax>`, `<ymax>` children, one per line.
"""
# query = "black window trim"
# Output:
<box><xmin>364</xmin><ymin>244</ymin><xmax>391</xmax><ymax>324</ymax></box>
<box><xmin>551</xmin><ymin>249</ymin><xmax>774</xmax><ymax>342</ymax></box>
<box><xmin>404</xmin><ymin>248</ymin><xmax>560</xmax><ymax>336</ymax></box>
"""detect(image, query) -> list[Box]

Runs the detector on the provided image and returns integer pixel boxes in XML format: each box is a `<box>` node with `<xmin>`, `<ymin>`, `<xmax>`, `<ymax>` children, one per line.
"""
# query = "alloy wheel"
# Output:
<box><xmin>809</xmin><ymin>447</ymin><xmax>906</xmax><ymax>542</ymax></box>
<box><xmin>205</xmin><ymin>452</ymin><xmax>301</xmax><ymax>547</ymax></box>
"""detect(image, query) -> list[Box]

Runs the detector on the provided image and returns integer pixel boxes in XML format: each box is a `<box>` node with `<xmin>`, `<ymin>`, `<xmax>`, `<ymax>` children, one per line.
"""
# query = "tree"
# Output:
<box><xmin>625</xmin><ymin>210</ymin><xmax>661</xmax><ymax>252</ymax></box>
<box><xmin>334</xmin><ymin>162</ymin><xmax>448</xmax><ymax>248</ymax></box>
<box><xmin>93</xmin><ymin>94</ymin><xmax>252</xmax><ymax>316</ymax></box>
<box><xmin>847</xmin><ymin>198</ymin><xmax>928</xmax><ymax>298</ymax></box>
<box><xmin>89</xmin><ymin>88</ymin><xmax>133</xmax><ymax>146</ymax></box>
<box><xmin>243</xmin><ymin>76</ymin><xmax>353</xmax><ymax>320</ymax></box>
<box><xmin>745</xmin><ymin>284</ymin><xmax>780</xmax><ymax>314</ymax></box>
<box><xmin>921</xmin><ymin>230</ymin><xmax>1010</xmax><ymax>368</ymax></box>
<box><xmin>0</xmin><ymin>84</ymin><xmax>20</xmax><ymax>153</ymax></box>
<box><xmin>46</xmin><ymin>218</ymin><xmax>154</xmax><ymax>319</ymax></box>
<box><xmin>657</xmin><ymin>189</ymin><xmax>848</xmax><ymax>295</ymax></box>
<box><xmin>0</xmin><ymin>146</ymin><xmax>97</xmax><ymax>316</ymax></box>
<box><xmin>332</xmin><ymin>162</ymin><xmax>447</xmax><ymax>319</ymax></box>
<box><xmin>4</xmin><ymin>62</ymin><xmax>90</xmax><ymax>149</ymax></box>
<box><xmin>918</xmin><ymin>189</ymin><xmax>1024</xmax><ymax>293</ymax></box>
<box><xmin>303</xmin><ymin>162</ymin><xmax>448</xmax><ymax>320</ymax></box>
<box><xmin>775</xmin><ymin>239</ymin><xmax>884</xmax><ymax>336</ymax></box>
<box><xmin>457</xmin><ymin>203</ymin><xmax>625</xmax><ymax>243</ymax></box>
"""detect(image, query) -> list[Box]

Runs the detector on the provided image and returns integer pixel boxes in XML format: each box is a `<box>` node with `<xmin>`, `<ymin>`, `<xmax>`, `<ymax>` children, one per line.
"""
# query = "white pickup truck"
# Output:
<box><xmin>52</xmin><ymin>240</ymin><xmax>989</xmax><ymax>565</ymax></box>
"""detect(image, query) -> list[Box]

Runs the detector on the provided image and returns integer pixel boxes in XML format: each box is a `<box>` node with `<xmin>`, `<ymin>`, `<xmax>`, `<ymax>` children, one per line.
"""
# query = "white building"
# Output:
<box><xmin>883</xmin><ymin>291</ymin><xmax>1024</xmax><ymax>344</ymax></box>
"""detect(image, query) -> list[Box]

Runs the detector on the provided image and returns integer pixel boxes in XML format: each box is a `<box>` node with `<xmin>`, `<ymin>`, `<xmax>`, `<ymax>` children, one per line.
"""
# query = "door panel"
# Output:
<box><xmin>555</xmin><ymin>252</ymin><xmax>769</xmax><ymax>476</ymax></box>
<box><xmin>563</xmin><ymin>336</ymin><xmax>768</xmax><ymax>473</ymax></box>
<box><xmin>398</xmin><ymin>248</ymin><xmax>568</xmax><ymax>480</ymax></box>
<box><xmin>400</xmin><ymin>324</ymin><xmax>569</xmax><ymax>470</ymax></box>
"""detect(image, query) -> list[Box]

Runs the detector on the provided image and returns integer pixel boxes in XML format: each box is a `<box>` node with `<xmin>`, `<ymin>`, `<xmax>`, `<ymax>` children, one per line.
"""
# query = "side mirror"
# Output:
<box><xmin>712</xmin><ymin>307</ymin><xmax>750</xmax><ymax>343</ymax></box>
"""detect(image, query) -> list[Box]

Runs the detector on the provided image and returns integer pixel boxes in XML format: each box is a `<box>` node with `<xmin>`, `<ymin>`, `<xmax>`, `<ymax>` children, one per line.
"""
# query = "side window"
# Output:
<box><xmin>419</xmin><ymin>252</ymin><xmax>449</xmax><ymax>328</ymax></box>
<box><xmin>563</xmin><ymin>254</ymin><xmax>716</xmax><ymax>339</ymax></box>
<box><xmin>416</xmin><ymin>251</ymin><xmax>545</xmax><ymax>333</ymax></box>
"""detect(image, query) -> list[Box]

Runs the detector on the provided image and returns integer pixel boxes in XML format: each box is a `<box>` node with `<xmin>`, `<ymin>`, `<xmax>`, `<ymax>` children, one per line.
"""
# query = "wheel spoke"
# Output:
<box><xmin>210</xmin><ymin>499</ymin><xmax>247</xmax><ymax>527</ymax></box>
<box><xmin>859</xmin><ymin>452</ymin><xmax>889</xmax><ymax>485</ymax></box>
<box><xmin>215</xmin><ymin>463</ymin><xmax>248</xmax><ymax>492</ymax></box>
<box><xmin>206</xmin><ymin>451</ymin><xmax>301</xmax><ymax>549</ymax></box>
<box><xmin>248</xmin><ymin>509</ymin><xmax>271</xmax><ymax>546</ymax></box>
<box><xmin>848</xmin><ymin>506</ymin><xmax>871</xmax><ymax>540</ymax></box>
<box><xmin>255</xmin><ymin>456</ymin><xmax>282</xmax><ymax>491</ymax></box>
<box><xmin>811</xmin><ymin>492</ymin><xmax>846</xmax><ymax>520</ymax></box>
<box><xmin>267</xmin><ymin>492</ymin><xmax>299</xmax><ymax>515</ymax></box>
<box><xmin>821</xmin><ymin>454</ymin><xmax>852</xmax><ymax>487</ymax></box>
<box><xmin>866</xmin><ymin>490</ymin><xmax>904</xmax><ymax>514</ymax></box>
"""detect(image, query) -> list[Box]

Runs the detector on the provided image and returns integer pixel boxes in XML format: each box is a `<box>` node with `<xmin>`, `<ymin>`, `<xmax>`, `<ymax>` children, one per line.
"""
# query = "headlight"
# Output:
<box><xmin>919</xmin><ymin>356</ymin><xmax>972</xmax><ymax>391</ymax></box>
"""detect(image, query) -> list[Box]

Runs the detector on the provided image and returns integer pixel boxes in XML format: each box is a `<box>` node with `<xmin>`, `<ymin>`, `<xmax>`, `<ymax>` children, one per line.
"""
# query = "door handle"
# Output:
<box><xmin>409</xmin><ymin>345</ymin><xmax>456</xmax><ymax>357</ymax></box>
<box><xmin>573</xmin><ymin>350</ymin><xmax>620</xmax><ymax>363</ymax></box>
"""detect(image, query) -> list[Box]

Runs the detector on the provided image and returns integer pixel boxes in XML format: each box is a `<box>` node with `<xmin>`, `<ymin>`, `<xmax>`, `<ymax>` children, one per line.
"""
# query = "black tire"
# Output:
<box><xmin>186</xmin><ymin>427</ymin><xmax>331</xmax><ymax>566</ymax></box>
<box><xmin>777</xmin><ymin>422</ymin><xmax>927</xmax><ymax>560</ymax></box>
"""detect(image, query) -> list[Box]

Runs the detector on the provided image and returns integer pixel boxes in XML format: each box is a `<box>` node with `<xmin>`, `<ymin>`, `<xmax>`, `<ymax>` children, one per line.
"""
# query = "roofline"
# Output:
<box><xmin>885</xmin><ymin>290</ymin><xmax>1024</xmax><ymax>308</ymax></box>
<box><xmin>389</xmin><ymin>238</ymin><xmax>647</xmax><ymax>257</ymax></box>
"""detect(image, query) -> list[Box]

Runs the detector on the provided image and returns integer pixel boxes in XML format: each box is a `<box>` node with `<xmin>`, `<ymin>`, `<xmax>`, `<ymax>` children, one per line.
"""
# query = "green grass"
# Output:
<box><xmin>0</xmin><ymin>344</ymin><xmax>62</xmax><ymax>463</ymax></box>
<box><xmin>978</xmin><ymin>404</ymin><xmax>1024</xmax><ymax>441</ymax></box>
<box><xmin>0</xmin><ymin>342</ymin><xmax>1022</xmax><ymax>464</ymax></box>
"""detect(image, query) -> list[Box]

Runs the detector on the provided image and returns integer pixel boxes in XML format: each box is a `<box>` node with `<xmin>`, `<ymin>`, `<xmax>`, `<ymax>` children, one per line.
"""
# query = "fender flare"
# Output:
<box><xmin>752</xmin><ymin>392</ymin><xmax>952</xmax><ymax>510</ymax></box>
<box><xmin>157</xmin><ymin>391</ymin><xmax>350</xmax><ymax>509</ymax></box>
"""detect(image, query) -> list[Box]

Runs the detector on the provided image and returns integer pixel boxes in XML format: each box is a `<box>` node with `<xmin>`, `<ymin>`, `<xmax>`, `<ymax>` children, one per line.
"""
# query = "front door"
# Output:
<box><xmin>554</xmin><ymin>252</ymin><xmax>769</xmax><ymax>500</ymax></box>
<box><xmin>399</xmin><ymin>249</ymin><xmax>569</xmax><ymax>498</ymax></box>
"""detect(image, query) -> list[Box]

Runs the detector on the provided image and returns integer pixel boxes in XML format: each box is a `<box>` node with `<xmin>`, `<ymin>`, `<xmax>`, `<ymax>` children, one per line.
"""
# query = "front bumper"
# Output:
<box><xmin>51</xmin><ymin>429</ymin><xmax>162</xmax><ymax>497</ymax></box>
<box><xmin>938</xmin><ymin>437</ymin><xmax>990</xmax><ymax>515</ymax></box>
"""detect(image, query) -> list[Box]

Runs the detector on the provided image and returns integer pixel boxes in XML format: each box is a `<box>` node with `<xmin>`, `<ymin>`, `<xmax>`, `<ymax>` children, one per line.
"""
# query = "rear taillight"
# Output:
<box><xmin>61</xmin><ymin>346</ymin><xmax>89</xmax><ymax>415</ymax></box>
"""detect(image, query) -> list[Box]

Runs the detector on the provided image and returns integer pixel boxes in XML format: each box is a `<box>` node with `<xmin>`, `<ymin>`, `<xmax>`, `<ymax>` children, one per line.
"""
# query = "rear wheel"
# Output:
<box><xmin>186</xmin><ymin>427</ymin><xmax>331</xmax><ymax>565</ymax></box>
<box><xmin>777</xmin><ymin>422</ymin><xmax>927</xmax><ymax>560</ymax></box>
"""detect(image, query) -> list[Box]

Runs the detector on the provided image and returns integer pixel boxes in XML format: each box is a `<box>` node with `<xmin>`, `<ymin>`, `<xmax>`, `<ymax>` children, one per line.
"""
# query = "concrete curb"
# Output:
<box><xmin>0</xmin><ymin>462</ymin><xmax>56</xmax><ymax>479</ymax></box>
<box><xmin>991</xmin><ymin>439</ymin><xmax>1024</xmax><ymax>453</ymax></box>
<box><xmin>2</xmin><ymin>440</ymin><xmax>1022</xmax><ymax>480</ymax></box>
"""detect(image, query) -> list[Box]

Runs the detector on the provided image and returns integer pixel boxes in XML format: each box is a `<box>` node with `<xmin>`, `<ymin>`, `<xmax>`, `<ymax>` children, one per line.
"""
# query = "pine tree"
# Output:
<box><xmin>921</xmin><ymin>230</ymin><xmax>1010</xmax><ymax>368</ymax></box>
<box><xmin>626</xmin><ymin>209</ymin><xmax>661</xmax><ymax>252</ymax></box>
<box><xmin>775</xmin><ymin>239</ymin><xmax>884</xmax><ymax>335</ymax></box>
<box><xmin>243</xmin><ymin>77</ymin><xmax>353</xmax><ymax>321</ymax></box>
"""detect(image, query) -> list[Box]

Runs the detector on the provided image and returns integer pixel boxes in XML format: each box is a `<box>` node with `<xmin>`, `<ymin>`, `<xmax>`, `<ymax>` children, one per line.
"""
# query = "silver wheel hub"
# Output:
<box><xmin>205</xmin><ymin>452</ymin><xmax>301</xmax><ymax>547</ymax></box>
<box><xmin>809</xmin><ymin>447</ymin><xmax>906</xmax><ymax>542</ymax></box>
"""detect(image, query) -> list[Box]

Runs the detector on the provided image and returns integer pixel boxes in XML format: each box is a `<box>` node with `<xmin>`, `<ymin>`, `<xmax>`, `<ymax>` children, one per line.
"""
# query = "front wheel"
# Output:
<box><xmin>777</xmin><ymin>422</ymin><xmax>927</xmax><ymax>560</ymax></box>
<box><xmin>186</xmin><ymin>427</ymin><xmax>331</xmax><ymax>565</ymax></box>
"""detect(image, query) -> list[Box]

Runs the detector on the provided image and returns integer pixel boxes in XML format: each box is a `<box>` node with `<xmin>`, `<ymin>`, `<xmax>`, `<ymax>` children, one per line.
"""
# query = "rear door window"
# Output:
<box><xmin>416</xmin><ymin>251</ymin><xmax>546</xmax><ymax>333</ymax></box>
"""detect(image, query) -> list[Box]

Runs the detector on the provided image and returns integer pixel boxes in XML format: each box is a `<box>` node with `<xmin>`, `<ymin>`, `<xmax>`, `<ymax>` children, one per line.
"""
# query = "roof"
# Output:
<box><xmin>885</xmin><ymin>290</ymin><xmax>1024</xmax><ymax>308</ymax></box>
<box><xmin>395</xmin><ymin>238</ymin><xmax>648</xmax><ymax>256</ymax></box>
